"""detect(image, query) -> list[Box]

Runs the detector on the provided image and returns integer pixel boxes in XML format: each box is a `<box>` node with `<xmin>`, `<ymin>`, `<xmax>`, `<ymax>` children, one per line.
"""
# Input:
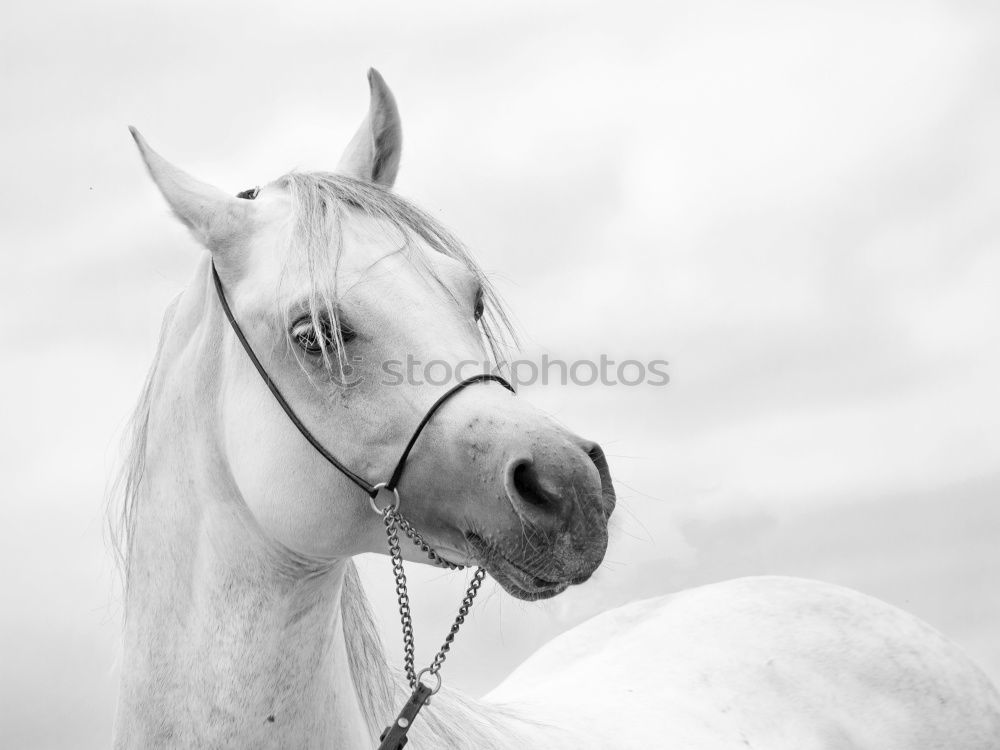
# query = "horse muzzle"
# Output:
<box><xmin>468</xmin><ymin>438</ymin><xmax>615</xmax><ymax>601</ymax></box>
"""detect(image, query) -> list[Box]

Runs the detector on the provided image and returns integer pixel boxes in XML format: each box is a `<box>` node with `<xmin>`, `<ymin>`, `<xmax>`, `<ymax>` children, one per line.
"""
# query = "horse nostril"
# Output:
<box><xmin>581</xmin><ymin>440</ymin><xmax>616</xmax><ymax>518</ymax></box>
<box><xmin>505</xmin><ymin>441</ymin><xmax>615</xmax><ymax>527</ymax></box>
<box><xmin>585</xmin><ymin>444</ymin><xmax>602</xmax><ymax>467</ymax></box>
<box><xmin>584</xmin><ymin>442</ymin><xmax>608</xmax><ymax>475</ymax></box>
<box><xmin>510</xmin><ymin>459</ymin><xmax>561</xmax><ymax>515</ymax></box>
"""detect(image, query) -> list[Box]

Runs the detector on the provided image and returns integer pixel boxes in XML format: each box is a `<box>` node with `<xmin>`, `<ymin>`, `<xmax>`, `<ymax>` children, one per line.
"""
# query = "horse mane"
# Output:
<box><xmin>275</xmin><ymin>171</ymin><xmax>516</xmax><ymax>375</ymax></box>
<box><xmin>109</xmin><ymin>174</ymin><xmax>527</xmax><ymax>745</ymax></box>
<box><xmin>107</xmin><ymin>294</ymin><xmax>178</xmax><ymax>588</ymax></box>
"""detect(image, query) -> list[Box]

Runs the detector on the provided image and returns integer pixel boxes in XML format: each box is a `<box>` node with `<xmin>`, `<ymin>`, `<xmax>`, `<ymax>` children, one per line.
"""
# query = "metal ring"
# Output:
<box><xmin>369</xmin><ymin>482</ymin><xmax>401</xmax><ymax>514</ymax></box>
<box><xmin>415</xmin><ymin>668</ymin><xmax>443</xmax><ymax>695</ymax></box>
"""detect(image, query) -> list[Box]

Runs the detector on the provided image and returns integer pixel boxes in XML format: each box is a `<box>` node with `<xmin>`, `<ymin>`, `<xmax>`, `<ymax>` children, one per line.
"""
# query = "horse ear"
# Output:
<box><xmin>336</xmin><ymin>68</ymin><xmax>402</xmax><ymax>188</ymax></box>
<box><xmin>129</xmin><ymin>127</ymin><xmax>254</xmax><ymax>254</ymax></box>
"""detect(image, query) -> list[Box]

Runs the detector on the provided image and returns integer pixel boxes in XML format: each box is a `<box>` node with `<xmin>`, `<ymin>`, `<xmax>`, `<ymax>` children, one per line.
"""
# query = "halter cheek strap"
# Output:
<box><xmin>210</xmin><ymin>263</ymin><xmax>515</xmax><ymax>501</ymax></box>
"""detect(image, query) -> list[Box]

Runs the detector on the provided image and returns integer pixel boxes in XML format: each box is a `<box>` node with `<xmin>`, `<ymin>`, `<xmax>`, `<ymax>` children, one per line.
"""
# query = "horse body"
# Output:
<box><xmin>487</xmin><ymin>576</ymin><xmax>1000</xmax><ymax>749</ymax></box>
<box><xmin>113</xmin><ymin>70</ymin><xmax>1000</xmax><ymax>749</ymax></box>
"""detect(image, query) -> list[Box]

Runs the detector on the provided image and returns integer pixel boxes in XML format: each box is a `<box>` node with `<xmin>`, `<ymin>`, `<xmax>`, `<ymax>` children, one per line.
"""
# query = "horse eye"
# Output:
<box><xmin>474</xmin><ymin>291</ymin><xmax>485</xmax><ymax>322</ymax></box>
<box><xmin>291</xmin><ymin>316</ymin><xmax>356</xmax><ymax>355</ymax></box>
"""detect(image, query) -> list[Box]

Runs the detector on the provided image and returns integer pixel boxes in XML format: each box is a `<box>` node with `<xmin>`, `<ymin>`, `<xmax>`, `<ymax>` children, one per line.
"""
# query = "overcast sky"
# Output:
<box><xmin>2</xmin><ymin>1</ymin><xmax>999</xmax><ymax>747</ymax></box>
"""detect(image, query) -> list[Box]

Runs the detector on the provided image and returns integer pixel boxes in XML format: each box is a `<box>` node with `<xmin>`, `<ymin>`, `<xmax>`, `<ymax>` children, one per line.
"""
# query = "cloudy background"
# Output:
<box><xmin>2</xmin><ymin>1</ymin><xmax>999</xmax><ymax>746</ymax></box>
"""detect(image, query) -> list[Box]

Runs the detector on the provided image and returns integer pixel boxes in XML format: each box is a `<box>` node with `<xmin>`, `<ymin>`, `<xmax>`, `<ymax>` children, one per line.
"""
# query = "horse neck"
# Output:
<box><xmin>114</xmin><ymin>263</ymin><xmax>372</xmax><ymax>748</ymax></box>
<box><xmin>114</xmin><ymin>259</ymin><xmax>540</xmax><ymax>750</ymax></box>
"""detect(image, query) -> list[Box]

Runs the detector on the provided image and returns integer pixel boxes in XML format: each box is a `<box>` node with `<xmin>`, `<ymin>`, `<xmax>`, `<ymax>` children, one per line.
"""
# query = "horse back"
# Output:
<box><xmin>486</xmin><ymin>576</ymin><xmax>1000</xmax><ymax>749</ymax></box>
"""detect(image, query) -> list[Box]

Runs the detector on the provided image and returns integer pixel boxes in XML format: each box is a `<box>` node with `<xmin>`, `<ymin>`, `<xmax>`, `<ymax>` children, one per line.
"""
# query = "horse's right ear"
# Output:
<box><xmin>336</xmin><ymin>69</ymin><xmax>402</xmax><ymax>188</ymax></box>
<box><xmin>129</xmin><ymin>127</ymin><xmax>255</xmax><ymax>254</ymax></box>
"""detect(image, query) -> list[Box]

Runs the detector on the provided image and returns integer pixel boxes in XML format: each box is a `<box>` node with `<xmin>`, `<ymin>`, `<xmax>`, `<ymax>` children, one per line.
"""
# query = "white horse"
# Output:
<box><xmin>112</xmin><ymin>70</ymin><xmax>1000</xmax><ymax>749</ymax></box>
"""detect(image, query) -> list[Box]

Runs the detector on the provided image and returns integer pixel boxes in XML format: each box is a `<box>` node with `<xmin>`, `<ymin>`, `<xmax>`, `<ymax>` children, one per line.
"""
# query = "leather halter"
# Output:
<box><xmin>211</xmin><ymin>187</ymin><xmax>515</xmax><ymax>504</ymax></box>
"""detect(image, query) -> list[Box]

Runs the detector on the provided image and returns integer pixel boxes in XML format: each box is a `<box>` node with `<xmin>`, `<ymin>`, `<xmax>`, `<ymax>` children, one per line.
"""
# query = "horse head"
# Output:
<box><xmin>129</xmin><ymin>69</ymin><xmax>615</xmax><ymax>601</ymax></box>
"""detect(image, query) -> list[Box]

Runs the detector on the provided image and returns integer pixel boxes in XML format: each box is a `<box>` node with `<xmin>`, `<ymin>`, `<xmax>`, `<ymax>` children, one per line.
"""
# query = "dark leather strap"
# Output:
<box><xmin>211</xmin><ymin>262</ymin><xmax>514</xmax><ymax>498</ymax></box>
<box><xmin>385</xmin><ymin>372</ymin><xmax>514</xmax><ymax>491</ymax></box>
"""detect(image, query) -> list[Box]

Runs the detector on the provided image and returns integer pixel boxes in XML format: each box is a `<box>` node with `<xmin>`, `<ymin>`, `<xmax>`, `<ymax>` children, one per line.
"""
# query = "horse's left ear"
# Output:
<box><xmin>129</xmin><ymin>127</ymin><xmax>255</xmax><ymax>256</ymax></box>
<box><xmin>336</xmin><ymin>68</ymin><xmax>402</xmax><ymax>188</ymax></box>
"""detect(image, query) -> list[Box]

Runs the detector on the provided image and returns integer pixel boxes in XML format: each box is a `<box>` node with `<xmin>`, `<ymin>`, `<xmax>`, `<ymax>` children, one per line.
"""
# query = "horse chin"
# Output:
<box><xmin>465</xmin><ymin>533</ymin><xmax>588</xmax><ymax>602</ymax></box>
<box><xmin>495</xmin><ymin>576</ymin><xmax>570</xmax><ymax>602</ymax></box>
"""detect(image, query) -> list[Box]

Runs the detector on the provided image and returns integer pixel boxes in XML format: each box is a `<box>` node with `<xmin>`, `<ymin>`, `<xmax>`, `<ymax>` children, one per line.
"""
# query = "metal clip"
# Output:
<box><xmin>376</xmin><ymin>682</ymin><xmax>434</xmax><ymax>750</ymax></box>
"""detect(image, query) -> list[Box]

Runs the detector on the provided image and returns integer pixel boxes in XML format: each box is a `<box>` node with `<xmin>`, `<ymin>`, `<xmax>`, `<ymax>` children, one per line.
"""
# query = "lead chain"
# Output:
<box><xmin>395</xmin><ymin>512</ymin><xmax>466</xmax><ymax>570</ymax></box>
<box><xmin>381</xmin><ymin>508</ymin><xmax>488</xmax><ymax>691</ymax></box>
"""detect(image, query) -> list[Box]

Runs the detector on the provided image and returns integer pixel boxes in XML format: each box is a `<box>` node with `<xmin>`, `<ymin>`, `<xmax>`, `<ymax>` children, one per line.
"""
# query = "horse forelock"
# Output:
<box><xmin>274</xmin><ymin>172</ymin><xmax>516</xmax><ymax>373</ymax></box>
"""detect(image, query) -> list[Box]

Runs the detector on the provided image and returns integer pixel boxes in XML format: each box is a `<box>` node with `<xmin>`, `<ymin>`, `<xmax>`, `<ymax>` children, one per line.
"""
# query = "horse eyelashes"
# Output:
<box><xmin>291</xmin><ymin>316</ymin><xmax>355</xmax><ymax>355</ymax></box>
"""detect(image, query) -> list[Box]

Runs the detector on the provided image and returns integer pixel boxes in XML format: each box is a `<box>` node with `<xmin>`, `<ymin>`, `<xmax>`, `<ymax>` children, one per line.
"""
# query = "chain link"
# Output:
<box><xmin>381</xmin><ymin>508</ymin><xmax>487</xmax><ymax>691</ymax></box>
<box><xmin>427</xmin><ymin>566</ymin><xmax>486</xmax><ymax>675</ymax></box>
<box><xmin>382</xmin><ymin>509</ymin><xmax>418</xmax><ymax>688</ymax></box>
<box><xmin>395</xmin><ymin>512</ymin><xmax>466</xmax><ymax>570</ymax></box>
